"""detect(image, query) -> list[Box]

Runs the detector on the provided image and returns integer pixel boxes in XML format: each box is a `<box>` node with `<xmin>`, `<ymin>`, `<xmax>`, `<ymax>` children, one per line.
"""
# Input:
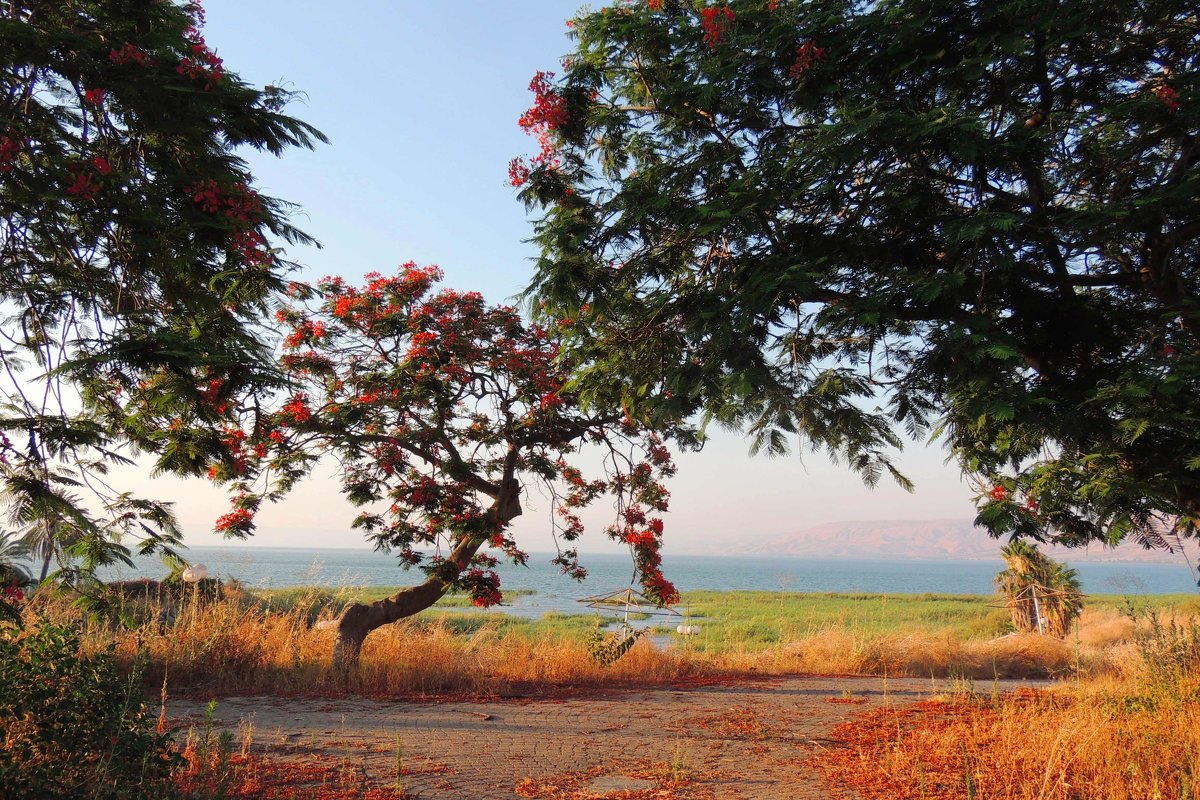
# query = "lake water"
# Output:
<box><xmin>99</xmin><ymin>546</ymin><xmax>1198</xmax><ymax>619</ymax></box>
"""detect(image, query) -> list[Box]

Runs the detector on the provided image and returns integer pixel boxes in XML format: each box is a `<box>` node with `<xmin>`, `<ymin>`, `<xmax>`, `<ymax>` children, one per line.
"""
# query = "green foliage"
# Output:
<box><xmin>1133</xmin><ymin>611</ymin><xmax>1200</xmax><ymax>698</ymax></box>
<box><xmin>0</xmin><ymin>1</ymin><xmax>324</xmax><ymax>589</ymax></box>
<box><xmin>584</xmin><ymin>621</ymin><xmax>645</xmax><ymax>665</ymax></box>
<box><xmin>0</xmin><ymin>620</ymin><xmax>180</xmax><ymax>799</ymax></box>
<box><xmin>518</xmin><ymin>0</ymin><xmax>1200</xmax><ymax>550</ymax></box>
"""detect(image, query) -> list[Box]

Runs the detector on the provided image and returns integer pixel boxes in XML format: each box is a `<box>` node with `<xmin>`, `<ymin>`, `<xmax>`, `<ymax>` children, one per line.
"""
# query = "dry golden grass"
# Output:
<box><xmin>819</xmin><ymin>616</ymin><xmax>1200</xmax><ymax>799</ymax></box>
<box><xmin>821</xmin><ymin>677</ymin><xmax>1200</xmax><ymax>799</ymax></box>
<box><xmin>21</xmin><ymin>585</ymin><xmax>1188</xmax><ymax>699</ymax></box>
<box><xmin>27</xmin><ymin>589</ymin><xmax>713</xmax><ymax>698</ymax></box>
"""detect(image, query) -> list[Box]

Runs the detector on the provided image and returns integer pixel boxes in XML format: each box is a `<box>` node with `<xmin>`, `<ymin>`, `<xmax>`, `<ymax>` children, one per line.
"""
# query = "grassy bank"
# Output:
<box><xmin>16</xmin><ymin>585</ymin><xmax>1197</xmax><ymax>699</ymax></box>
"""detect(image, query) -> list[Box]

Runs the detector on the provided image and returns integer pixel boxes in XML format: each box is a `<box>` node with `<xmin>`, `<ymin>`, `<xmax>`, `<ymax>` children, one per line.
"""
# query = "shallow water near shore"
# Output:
<box><xmin>99</xmin><ymin>546</ymin><xmax>1198</xmax><ymax>620</ymax></box>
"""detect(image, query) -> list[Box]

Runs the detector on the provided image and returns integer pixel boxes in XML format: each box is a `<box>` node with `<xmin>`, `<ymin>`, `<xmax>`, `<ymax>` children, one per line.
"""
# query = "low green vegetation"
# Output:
<box><xmin>239</xmin><ymin>586</ymin><xmax>1200</xmax><ymax>655</ymax></box>
<box><xmin>0</xmin><ymin>621</ymin><xmax>179</xmax><ymax>799</ymax></box>
<box><xmin>667</xmin><ymin>591</ymin><xmax>1200</xmax><ymax>653</ymax></box>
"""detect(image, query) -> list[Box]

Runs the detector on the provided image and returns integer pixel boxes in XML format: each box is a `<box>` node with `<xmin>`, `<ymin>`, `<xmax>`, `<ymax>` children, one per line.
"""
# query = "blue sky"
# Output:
<box><xmin>144</xmin><ymin>0</ymin><xmax>977</xmax><ymax>553</ymax></box>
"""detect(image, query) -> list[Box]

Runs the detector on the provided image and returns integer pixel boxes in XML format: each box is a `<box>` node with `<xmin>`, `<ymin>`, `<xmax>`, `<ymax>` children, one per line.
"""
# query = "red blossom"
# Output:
<box><xmin>515</xmin><ymin>71</ymin><xmax>569</xmax><ymax>180</ymax></box>
<box><xmin>92</xmin><ymin>156</ymin><xmax>112</xmax><ymax>174</ymax></box>
<box><xmin>66</xmin><ymin>171</ymin><xmax>99</xmax><ymax>200</ymax></box>
<box><xmin>508</xmin><ymin>157</ymin><xmax>531</xmax><ymax>187</ymax></box>
<box><xmin>700</xmin><ymin>6</ymin><xmax>735</xmax><ymax>49</ymax></box>
<box><xmin>0</xmin><ymin>137</ymin><xmax>19</xmax><ymax>172</ymax></box>
<box><xmin>279</xmin><ymin>394</ymin><xmax>312</xmax><ymax>425</ymax></box>
<box><xmin>189</xmin><ymin>179</ymin><xmax>270</xmax><ymax>265</ymax></box>
<box><xmin>1153</xmin><ymin>83</ymin><xmax>1182</xmax><ymax>112</ymax></box>
<box><xmin>83</xmin><ymin>87</ymin><xmax>107</xmax><ymax>105</ymax></box>
<box><xmin>109</xmin><ymin>43</ymin><xmax>159</xmax><ymax>67</ymax></box>
<box><xmin>215</xmin><ymin>507</ymin><xmax>254</xmax><ymax>535</ymax></box>
<box><xmin>790</xmin><ymin>40</ymin><xmax>827</xmax><ymax>79</ymax></box>
<box><xmin>648</xmin><ymin>0</ymin><xmax>664</xmax><ymax>10</ymax></box>
<box><xmin>989</xmin><ymin>485</ymin><xmax>1007</xmax><ymax>501</ymax></box>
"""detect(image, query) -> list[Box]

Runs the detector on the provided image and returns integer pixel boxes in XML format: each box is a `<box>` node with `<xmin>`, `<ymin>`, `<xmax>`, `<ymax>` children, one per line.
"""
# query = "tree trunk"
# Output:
<box><xmin>332</xmin><ymin>577</ymin><xmax>453</xmax><ymax>667</ymax></box>
<box><xmin>330</xmin><ymin>478</ymin><xmax>522</xmax><ymax>672</ymax></box>
<box><xmin>39</xmin><ymin>549</ymin><xmax>52</xmax><ymax>582</ymax></box>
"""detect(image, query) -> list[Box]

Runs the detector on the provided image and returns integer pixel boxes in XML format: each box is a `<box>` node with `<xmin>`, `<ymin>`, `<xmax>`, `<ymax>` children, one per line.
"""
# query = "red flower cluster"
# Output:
<box><xmin>65</xmin><ymin>155</ymin><xmax>115</xmax><ymax>201</ymax></box>
<box><xmin>3</xmin><ymin>582</ymin><xmax>23</xmax><ymax>603</ymax></box>
<box><xmin>1153</xmin><ymin>83</ymin><xmax>1182</xmax><ymax>112</ymax></box>
<box><xmin>282</xmin><ymin>319</ymin><xmax>327</xmax><ymax>350</ymax></box>
<box><xmin>190</xmin><ymin>180</ymin><xmax>271</xmax><ymax>266</ymax></box>
<box><xmin>648</xmin><ymin>0</ymin><xmax>664</xmax><ymax>10</ymax></box>
<box><xmin>513</xmin><ymin>71</ymin><xmax>569</xmax><ymax>185</ymax></box>
<box><xmin>519</xmin><ymin>72</ymin><xmax>569</xmax><ymax>132</ymax></box>
<box><xmin>279</xmin><ymin>394</ymin><xmax>312</xmax><ymax>425</ymax></box>
<box><xmin>177</xmin><ymin>10</ymin><xmax>224</xmax><ymax>93</ymax></box>
<box><xmin>465</xmin><ymin>567</ymin><xmax>503</xmax><ymax>607</ymax></box>
<box><xmin>768</xmin><ymin>0</ymin><xmax>781</xmax><ymax>10</ymax></box>
<box><xmin>507</xmin><ymin>158</ymin><xmax>531</xmax><ymax>187</ymax></box>
<box><xmin>109</xmin><ymin>43</ymin><xmax>159</xmax><ymax>67</ymax></box>
<box><xmin>66</xmin><ymin>171</ymin><xmax>100</xmax><ymax>200</ymax></box>
<box><xmin>83</xmin><ymin>87</ymin><xmax>106</xmax><ymax>106</ymax></box>
<box><xmin>215</xmin><ymin>507</ymin><xmax>254</xmax><ymax>534</ymax></box>
<box><xmin>700</xmin><ymin>6</ymin><xmax>735</xmax><ymax>49</ymax></box>
<box><xmin>989</xmin><ymin>485</ymin><xmax>1007</xmax><ymax>501</ymax></box>
<box><xmin>790</xmin><ymin>40</ymin><xmax>827</xmax><ymax>79</ymax></box>
<box><xmin>0</xmin><ymin>137</ymin><xmax>20</xmax><ymax>172</ymax></box>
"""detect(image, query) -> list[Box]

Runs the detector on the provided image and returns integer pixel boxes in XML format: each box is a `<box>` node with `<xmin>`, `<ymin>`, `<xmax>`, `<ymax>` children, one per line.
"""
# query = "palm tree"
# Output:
<box><xmin>0</xmin><ymin>531</ymin><xmax>32</xmax><ymax>586</ymax></box>
<box><xmin>997</xmin><ymin>541</ymin><xmax>1083</xmax><ymax>637</ymax></box>
<box><xmin>20</xmin><ymin>516</ymin><xmax>82</xmax><ymax>581</ymax></box>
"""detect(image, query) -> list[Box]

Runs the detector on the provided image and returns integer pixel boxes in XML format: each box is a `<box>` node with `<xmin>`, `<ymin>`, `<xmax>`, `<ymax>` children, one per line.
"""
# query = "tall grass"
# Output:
<box><xmin>819</xmin><ymin>615</ymin><xmax>1200</xmax><ymax>799</ymax></box>
<box><xmin>22</xmin><ymin>586</ymin><xmax>1195</xmax><ymax>698</ymax></box>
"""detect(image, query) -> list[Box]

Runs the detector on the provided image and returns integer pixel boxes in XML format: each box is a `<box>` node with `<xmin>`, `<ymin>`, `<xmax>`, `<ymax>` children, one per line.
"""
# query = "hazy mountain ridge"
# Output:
<box><xmin>722</xmin><ymin>518</ymin><xmax>1195</xmax><ymax>565</ymax></box>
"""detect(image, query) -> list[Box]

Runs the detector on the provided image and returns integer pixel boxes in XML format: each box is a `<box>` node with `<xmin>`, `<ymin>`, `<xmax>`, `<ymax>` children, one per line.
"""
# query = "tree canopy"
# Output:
<box><xmin>214</xmin><ymin>265</ymin><xmax>677</xmax><ymax>663</ymax></box>
<box><xmin>516</xmin><ymin>0</ymin><xmax>1200</xmax><ymax>551</ymax></box>
<box><xmin>0</xmin><ymin>0</ymin><xmax>325</xmax><ymax>594</ymax></box>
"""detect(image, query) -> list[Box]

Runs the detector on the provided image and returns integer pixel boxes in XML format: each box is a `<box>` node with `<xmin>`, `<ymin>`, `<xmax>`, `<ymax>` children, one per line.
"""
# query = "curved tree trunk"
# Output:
<box><xmin>331</xmin><ymin>479</ymin><xmax>521</xmax><ymax>672</ymax></box>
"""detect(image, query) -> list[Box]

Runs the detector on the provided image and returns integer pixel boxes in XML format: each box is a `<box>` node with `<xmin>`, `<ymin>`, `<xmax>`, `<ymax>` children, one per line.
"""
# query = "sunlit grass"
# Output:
<box><xmin>22</xmin><ymin>586</ymin><xmax>1200</xmax><ymax>699</ymax></box>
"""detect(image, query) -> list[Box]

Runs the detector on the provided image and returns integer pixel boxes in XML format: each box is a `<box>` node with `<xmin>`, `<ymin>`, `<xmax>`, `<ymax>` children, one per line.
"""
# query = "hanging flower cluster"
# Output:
<box><xmin>789</xmin><ymin>40</ymin><xmax>827</xmax><ymax>79</ymax></box>
<box><xmin>606</xmin><ymin>433</ymin><xmax>678</xmax><ymax>604</ymax></box>
<box><xmin>177</xmin><ymin>2</ymin><xmax>225</xmax><ymax>91</ymax></box>
<box><xmin>700</xmin><ymin>6</ymin><xmax>736</xmax><ymax>49</ymax></box>
<box><xmin>190</xmin><ymin>179</ymin><xmax>271</xmax><ymax>266</ymax></box>
<box><xmin>109</xmin><ymin>43</ymin><xmax>159</xmax><ymax>68</ymax></box>
<box><xmin>510</xmin><ymin>71</ymin><xmax>570</xmax><ymax>186</ymax></box>
<box><xmin>1153</xmin><ymin>83</ymin><xmax>1182</xmax><ymax>112</ymax></box>
<box><xmin>0</xmin><ymin>137</ymin><xmax>18</xmax><ymax>172</ymax></box>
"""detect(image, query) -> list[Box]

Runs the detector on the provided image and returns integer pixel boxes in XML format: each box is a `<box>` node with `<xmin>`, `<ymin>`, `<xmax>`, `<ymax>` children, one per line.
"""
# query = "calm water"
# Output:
<box><xmin>98</xmin><ymin>546</ymin><xmax>1198</xmax><ymax>618</ymax></box>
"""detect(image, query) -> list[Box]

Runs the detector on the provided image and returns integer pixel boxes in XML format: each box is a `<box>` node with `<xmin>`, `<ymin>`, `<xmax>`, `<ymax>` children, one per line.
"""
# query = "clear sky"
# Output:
<box><xmin>140</xmin><ymin>0</ymin><xmax>977</xmax><ymax>554</ymax></box>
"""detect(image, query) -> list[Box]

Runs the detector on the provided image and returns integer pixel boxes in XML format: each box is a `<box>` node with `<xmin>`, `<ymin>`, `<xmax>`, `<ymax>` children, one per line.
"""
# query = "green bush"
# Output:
<box><xmin>0</xmin><ymin>620</ymin><xmax>180</xmax><ymax>799</ymax></box>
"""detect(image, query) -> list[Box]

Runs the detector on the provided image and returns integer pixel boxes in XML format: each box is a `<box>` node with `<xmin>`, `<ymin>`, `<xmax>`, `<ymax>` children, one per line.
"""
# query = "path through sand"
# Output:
<box><xmin>171</xmin><ymin>675</ymin><xmax>1036</xmax><ymax>799</ymax></box>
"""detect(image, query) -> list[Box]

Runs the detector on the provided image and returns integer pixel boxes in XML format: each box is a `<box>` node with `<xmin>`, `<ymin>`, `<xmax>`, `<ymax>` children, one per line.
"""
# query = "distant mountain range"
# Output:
<box><xmin>718</xmin><ymin>518</ymin><xmax>1194</xmax><ymax>565</ymax></box>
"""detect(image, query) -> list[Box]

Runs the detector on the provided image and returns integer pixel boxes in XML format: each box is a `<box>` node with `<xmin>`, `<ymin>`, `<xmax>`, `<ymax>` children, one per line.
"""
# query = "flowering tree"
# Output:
<box><xmin>213</xmin><ymin>265</ymin><xmax>677</xmax><ymax>665</ymax></box>
<box><xmin>515</xmin><ymin>0</ymin><xmax>1200</xmax><ymax>554</ymax></box>
<box><xmin>0</xmin><ymin>0</ymin><xmax>324</xmax><ymax>616</ymax></box>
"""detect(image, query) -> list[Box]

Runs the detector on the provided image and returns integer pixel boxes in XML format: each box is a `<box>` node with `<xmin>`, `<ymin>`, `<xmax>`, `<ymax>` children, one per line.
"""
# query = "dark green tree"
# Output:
<box><xmin>516</xmin><ymin>0</ymin><xmax>1200</xmax><ymax>551</ymax></box>
<box><xmin>0</xmin><ymin>0</ymin><xmax>325</xmax><ymax>609</ymax></box>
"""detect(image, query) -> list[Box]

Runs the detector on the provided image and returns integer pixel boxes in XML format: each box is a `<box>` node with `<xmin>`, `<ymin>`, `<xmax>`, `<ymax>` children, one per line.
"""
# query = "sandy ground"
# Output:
<box><xmin>170</xmin><ymin>674</ymin><xmax>1044</xmax><ymax>799</ymax></box>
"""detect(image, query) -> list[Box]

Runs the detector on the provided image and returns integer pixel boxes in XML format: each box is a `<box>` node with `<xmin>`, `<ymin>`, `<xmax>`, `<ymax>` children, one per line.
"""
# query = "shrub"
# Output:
<box><xmin>0</xmin><ymin>620</ymin><xmax>179</xmax><ymax>799</ymax></box>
